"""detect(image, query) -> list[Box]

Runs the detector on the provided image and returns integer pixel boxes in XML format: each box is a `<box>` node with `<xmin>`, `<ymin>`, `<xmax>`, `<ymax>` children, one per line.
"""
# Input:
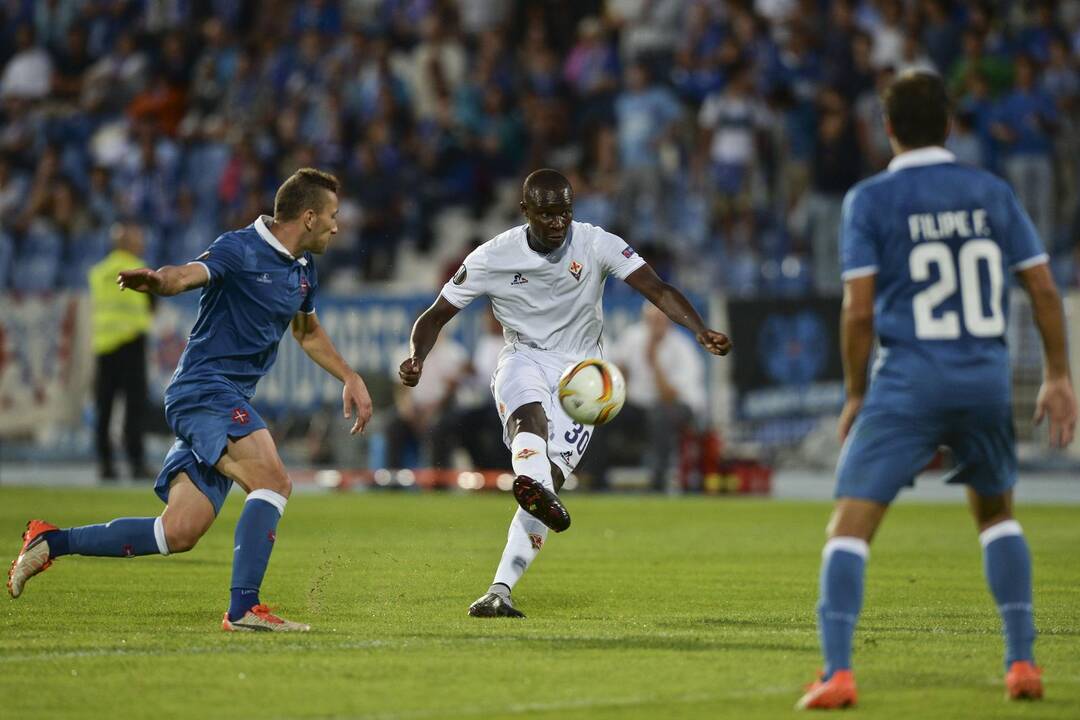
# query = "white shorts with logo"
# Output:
<box><xmin>491</xmin><ymin>346</ymin><xmax>595</xmax><ymax>479</ymax></box>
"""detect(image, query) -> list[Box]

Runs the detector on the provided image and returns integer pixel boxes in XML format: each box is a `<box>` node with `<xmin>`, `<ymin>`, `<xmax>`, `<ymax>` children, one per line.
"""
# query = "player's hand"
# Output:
<box><xmin>1033</xmin><ymin>376</ymin><xmax>1077</xmax><ymax>449</ymax></box>
<box><xmin>838</xmin><ymin>396</ymin><xmax>864</xmax><ymax>443</ymax></box>
<box><xmin>398</xmin><ymin>356</ymin><xmax>423</xmax><ymax>387</ymax></box>
<box><xmin>116</xmin><ymin>268</ymin><xmax>163</xmax><ymax>294</ymax></box>
<box><xmin>343</xmin><ymin>372</ymin><xmax>373</xmax><ymax>435</ymax></box>
<box><xmin>696</xmin><ymin>330</ymin><xmax>732</xmax><ymax>356</ymax></box>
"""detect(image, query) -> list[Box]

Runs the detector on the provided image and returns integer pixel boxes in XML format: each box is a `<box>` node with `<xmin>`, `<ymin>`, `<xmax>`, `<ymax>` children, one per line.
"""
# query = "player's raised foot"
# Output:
<box><xmin>512</xmin><ymin>475</ymin><xmax>570</xmax><ymax>532</ymax></box>
<box><xmin>1005</xmin><ymin>661</ymin><xmax>1043</xmax><ymax>700</ymax></box>
<box><xmin>8</xmin><ymin>519</ymin><xmax>59</xmax><ymax>598</ymax></box>
<box><xmin>468</xmin><ymin>592</ymin><xmax>525</xmax><ymax>618</ymax></box>
<box><xmin>221</xmin><ymin>604</ymin><xmax>311</xmax><ymax>632</ymax></box>
<box><xmin>795</xmin><ymin>670</ymin><xmax>857</xmax><ymax>710</ymax></box>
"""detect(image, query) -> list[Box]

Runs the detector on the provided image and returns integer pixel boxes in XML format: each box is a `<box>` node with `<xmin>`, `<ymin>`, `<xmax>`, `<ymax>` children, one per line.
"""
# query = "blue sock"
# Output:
<box><xmin>46</xmin><ymin>517</ymin><xmax>165</xmax><ymax>558</ymax></box>
<box><xmin>817</xmin><ymin>537</ymin><xmax>869</xmax><ymax>679</ymax></box>
<box><xmin>981</xmin><ymin>520</ymin><xmax>1035</xmax><ymax>669</ymax></box>
<box><xmin>227</xmin><ymin>490</ymin><xmax>286</xmax><ymax>621</ymax></box>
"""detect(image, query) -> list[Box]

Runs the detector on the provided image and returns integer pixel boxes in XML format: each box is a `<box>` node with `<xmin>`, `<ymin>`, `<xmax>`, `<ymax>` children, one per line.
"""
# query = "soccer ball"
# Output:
<box><xmin>557</xmin><ymin>359</ymin><xmax>626</xmax><ymax>426</ymax></box>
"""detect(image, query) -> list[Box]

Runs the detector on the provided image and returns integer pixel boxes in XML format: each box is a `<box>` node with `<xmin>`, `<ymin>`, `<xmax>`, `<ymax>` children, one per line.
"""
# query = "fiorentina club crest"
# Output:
<box><xmin>528</xmin><ymin>533</ymin><xmax>545</xmax><ymax>550</ymax></box>
<box><xmin>568</xmin><ymin>260</ymin><xmax>583</xmax><ymax>281</ymax></box>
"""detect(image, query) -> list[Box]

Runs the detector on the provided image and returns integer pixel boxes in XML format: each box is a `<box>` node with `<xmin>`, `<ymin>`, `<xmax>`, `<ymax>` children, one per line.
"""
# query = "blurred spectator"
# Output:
<box><xmin>88</xmin><ymin>221</ymin><xmax>153</xmax><ymax>480</ymax></box>
<box><xmin>607</xmin><ymin>0</ymin><xmax>683</xmax><ymax>67</ymax></box>
<box><xmin>0</xmin><ymin>153</ymin><xmax>27</xmax><ymax>227</ymax></box>
<box><xmin>388</xmin><ymin>333</ymin><xmax>469</xmax><ymax>469</ymax></box>
<box><xmin>615</xmin><ymin>61</ymin><xmax>681</xmax><ymax>242</ymax></box>
<box><xmin>454</xmin><ymin>306</ymin><xmax>507</xmax><ymax>469</ymax></box>
<box><xmin>563</xmin><ymin>17</ymin><xmax>619</xmax><ymax>126</ymax></box>
<box><xmin>920</xmin><ymin>0</ymin><xmax>959</xmax><ymax>75</ymax></box>
<box><xmin>51</xmin><ymin>26</ymin><xmax>93</xmax><ymax>101</ymax></box>
<box><xmin>854</xmin><ymin>66</ymin><xmax>896</xmax><ymax>174</ymax></box>
<box><xmin>948</xmin><ymin>29</ymin><xmax>1011</xmax><ymax>99</ymax></box>
<box><xmin>590</xmin><ymin>302</ymin><xmax>706</xmax><ymax>491</ymax></box>
<box><xmin>0</xmin><ymin>25</ymin><xmax>52</xmax><ymax>100</ymax></box>
<box><xmin>946</xmin><ymin>111</ymin><xmax>983</xmax><ymax>168</ymax></box>
<box><xmin>992</xmin><ymin>55</ymin><xmax>1057</xmax><ymax>248</ymax></box>
<box><xmin>698</xmin><ymin>62</ymin><xmax>771</xmax><ymax>238</ymax></box>
<box><xmin>868</xmin><ymin>0</ymin><xmax>905</xmax><ymax>70</ymax></box>
<box><xmin>792</xmin><ymin>88</ymin><xmax>861</xmax><ymax>294</ymax></box>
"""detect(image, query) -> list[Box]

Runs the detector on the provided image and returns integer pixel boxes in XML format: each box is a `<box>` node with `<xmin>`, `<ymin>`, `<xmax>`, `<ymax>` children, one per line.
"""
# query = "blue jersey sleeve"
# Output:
<box><xmin>1002</xmin><ymin>185</ymin><xmax>1047</xmax><ymax>271</ymax></box>
<box><xmin>197</xmin><ymin>233</ymin><xmax>245</xmax><ymax>283</ymax></box>
<box><xmin>840</xmin><ymin>186</ymin><xmax>879</xmax><ymax>280</ymax></box>
<box><xmin>301</xmin><ymin>256</ymin><xmax>318</xmax><ymax>314</ymax></box>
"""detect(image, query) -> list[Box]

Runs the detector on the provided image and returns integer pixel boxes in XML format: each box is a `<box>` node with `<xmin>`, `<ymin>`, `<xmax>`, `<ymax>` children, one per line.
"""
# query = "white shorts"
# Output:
<box><xmin>491</xmin><ymin>346</ymin><xmax>595</xmax><ymax>478</ymax></box>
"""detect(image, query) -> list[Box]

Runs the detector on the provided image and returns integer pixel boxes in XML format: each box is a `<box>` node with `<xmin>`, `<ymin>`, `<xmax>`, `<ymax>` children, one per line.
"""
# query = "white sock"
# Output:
<box><xmin>492</xmin><ymin>507</ymin><xmax>549</xmax><ymax>592</ymax></box>
<box><xmin>510</xmin><ymin>432</ymin><xmax>554</xmax><ymax>491</ymax></box>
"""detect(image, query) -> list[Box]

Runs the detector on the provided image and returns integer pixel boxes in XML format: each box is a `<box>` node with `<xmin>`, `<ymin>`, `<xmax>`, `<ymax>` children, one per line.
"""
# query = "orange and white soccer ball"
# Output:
<box><xmin>557</xmin><ymin>359</ymin><xmax>626</xmax><ymax>426</ymax></box>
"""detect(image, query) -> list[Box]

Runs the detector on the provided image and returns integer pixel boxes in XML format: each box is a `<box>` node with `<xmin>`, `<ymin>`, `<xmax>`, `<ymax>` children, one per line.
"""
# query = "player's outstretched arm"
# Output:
<box><xmin>399</xmin><ymin>296</ymin><xmax>461</xmax><ymax>387</ymax></box>
<box><xmin>1018</xmin><ymin>263</ymin><xmax>1077</xmax><ymax>448</ymax></box>
<box><xmin>838</xmin><ymin>274</ymin><xmax>876</xmax><ymax>442</ymax></box>
<box><xmin>623</xmin><ymin>265</ymin><xmax>731</xmax><ymax>356</ymax></box>
<box><xmin>292</xmin><ymin>311</ymin><xmax>373</xmax><ymax>435</ymax></box>
<box><xmin>116</xmin><ymin>263</ymin><xmax>209</xmax><ymax>296</ymax></box>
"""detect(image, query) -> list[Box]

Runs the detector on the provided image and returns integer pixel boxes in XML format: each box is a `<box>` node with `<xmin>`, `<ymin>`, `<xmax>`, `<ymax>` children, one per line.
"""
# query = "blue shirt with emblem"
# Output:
<box><xmin>167</xmin><ymin>216</ymin><xmax>318</xmax><ymax>402</ymax></box>
<box><xmin>840</xmin><ymin>147</ymin><xmax>1046</xmax><ymax>412</ymax></box>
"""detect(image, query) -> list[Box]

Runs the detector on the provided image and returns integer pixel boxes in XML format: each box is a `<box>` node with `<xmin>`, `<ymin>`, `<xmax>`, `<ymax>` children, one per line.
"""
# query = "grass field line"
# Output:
<box><xmin>272</xmin><ymin>685</ymin><xmax>798</xmax><ymax>720</ymax></box>
<box><xmin>0</xmin><ymin>629</ymin><xmax>802</xmax><ymax>663</ymax></box>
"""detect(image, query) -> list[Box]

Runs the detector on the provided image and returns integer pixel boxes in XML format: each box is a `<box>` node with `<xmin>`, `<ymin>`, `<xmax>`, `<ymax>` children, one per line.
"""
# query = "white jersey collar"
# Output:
<box><xmin>255</xmin><ymin>215</ymin><xmax>307</xmax><ymax>266</ymax></box>
<box><xmin>888</xmin><ymin>146</ymin><xmax>955</xmax><ymax>172</ymax></box>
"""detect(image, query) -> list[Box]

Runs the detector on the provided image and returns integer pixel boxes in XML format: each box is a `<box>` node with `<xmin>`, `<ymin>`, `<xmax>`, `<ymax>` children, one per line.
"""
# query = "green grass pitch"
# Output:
<box><xmin>1</xmin><ymin>486</ymin><xmax>1077</xmax><ymax>719</ymax></box>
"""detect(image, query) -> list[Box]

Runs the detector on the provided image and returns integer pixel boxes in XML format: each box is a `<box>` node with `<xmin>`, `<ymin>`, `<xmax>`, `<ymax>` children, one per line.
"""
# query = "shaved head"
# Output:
<box><xmin>522</xmin><ymin>168</ymin><xmax>572</xmax><ymax>205</ymax></box>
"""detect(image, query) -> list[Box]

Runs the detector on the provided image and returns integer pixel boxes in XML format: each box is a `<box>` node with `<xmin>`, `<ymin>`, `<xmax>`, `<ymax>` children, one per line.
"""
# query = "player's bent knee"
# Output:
<box><xmin>251</xmin><ymin>466</ymin><xmax>291</xmax><ymax>497</ymax></box>
<box><xmin>163</xmin><ymin>517</ymin><xmax>208</xmax><ymax>553</ymax></box>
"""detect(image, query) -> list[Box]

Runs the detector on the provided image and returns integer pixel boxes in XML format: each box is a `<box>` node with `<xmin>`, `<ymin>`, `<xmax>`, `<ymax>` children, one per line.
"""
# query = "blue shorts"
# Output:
<box><xmin>154</xmin><ymin>385</ymin><xmax>266</xmax><ymax>514</ymax></box>
<box><xmin>836</xmin><ymin>401</ymin><xmax>1017</xmax><ymax>504</ymax></box>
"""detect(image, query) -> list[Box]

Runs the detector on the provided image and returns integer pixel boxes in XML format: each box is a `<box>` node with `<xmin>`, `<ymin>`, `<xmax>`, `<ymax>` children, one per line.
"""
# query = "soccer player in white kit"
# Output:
<box><xmin>399</xmin><ymin>169</ymin><xmax>731</xmax><ymax>617</ymax></box>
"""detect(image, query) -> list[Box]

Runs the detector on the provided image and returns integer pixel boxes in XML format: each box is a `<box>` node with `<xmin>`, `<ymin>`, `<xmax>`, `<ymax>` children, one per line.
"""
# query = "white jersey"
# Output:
<box><xmin>440</xmin><ymin>221</ymin><xmax>646</xmax><ymax>359</ymax></box>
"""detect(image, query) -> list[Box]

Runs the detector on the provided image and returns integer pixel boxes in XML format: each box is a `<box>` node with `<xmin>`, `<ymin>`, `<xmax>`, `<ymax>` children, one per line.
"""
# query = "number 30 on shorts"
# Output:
<box><xmin>564</xmin><ymin>423</ymin><xmax>591</xmax><ymax>454</ymax></box>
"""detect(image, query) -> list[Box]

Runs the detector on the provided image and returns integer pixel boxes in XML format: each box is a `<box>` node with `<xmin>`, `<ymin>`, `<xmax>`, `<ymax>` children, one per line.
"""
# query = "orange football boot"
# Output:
<box><xmin>8</xmin><ymin>519</ymin><xmax>59</xmax><ymax>598</ymax></box>
<box><xmin>222</xmin><ymin>604</ymin><xmax>311</xmax><ymax>632</ymax></box>
<box><xmin>1005</xmin><ymin>661</ymin><xmax>1043</xmax><ymax>700</ymax></box>
<box><xmin>795</xmin><ymin>669</ymin><xmax>858</xmax><ymax>710</ymax></box>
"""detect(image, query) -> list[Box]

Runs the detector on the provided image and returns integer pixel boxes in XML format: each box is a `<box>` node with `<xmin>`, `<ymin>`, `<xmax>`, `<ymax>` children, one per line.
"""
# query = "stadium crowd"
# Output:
<box><xmin>0</xmin><ymin>0</ymin><xmax>1078</xmax><ymax>296</ymax></box>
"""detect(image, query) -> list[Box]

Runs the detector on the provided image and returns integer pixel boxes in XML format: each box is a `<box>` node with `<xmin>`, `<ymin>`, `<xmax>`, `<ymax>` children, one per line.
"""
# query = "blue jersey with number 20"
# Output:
<box><xmin>840</xmin><ymin>148</ymin><xmax>1046</xmax><ymax>412</ymax></box>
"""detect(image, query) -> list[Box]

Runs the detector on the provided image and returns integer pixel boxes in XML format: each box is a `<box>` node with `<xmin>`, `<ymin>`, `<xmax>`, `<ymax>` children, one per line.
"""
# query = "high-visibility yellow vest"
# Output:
<box><xmin>88</xmin><ymin>249</ymin><xmax>153</xmax><ymax>355</ymax></box>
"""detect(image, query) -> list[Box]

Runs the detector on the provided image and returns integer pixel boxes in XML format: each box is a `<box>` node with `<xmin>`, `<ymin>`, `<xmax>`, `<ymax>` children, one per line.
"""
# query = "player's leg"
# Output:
<box><xmin>795</xmin><ymin>498</ymin><xmax>888</xmax><ymax>711</ymax></box>
<box><xmin>213</xmin><ymin>428</ymin><xmax>307</xmax><ymax>630</ymax></box>
<box><xmin>471</xmin><ymin>355</ymin><xmax>571</xmax><ymax>617</ymax></box>
<box><xmin>798</xmin><ymin>407</ymin><xmax>937</xmax><ymax>710</ymax></box>
<box><xmin>5</xmin><ymin>469</ymin><xmax>210</xmax><ymax>599</ymax></box>
<box><xmin>951</xmin><ymin>404</ymin><xmax>1040</xmax><ymax>698</ymax></box>
<box><xmin>470</xmin><ymin>404</ymin><xmax>568</xmax><ymax>618</ymax></box>
<box><xmin>968</xmin><ymin>489</ymin><xmax>1041</xmax><ymax>698</ymax></box>
<box><xmin>506</xmin><ymin>402</ymin><xmax>571</xmax><ymax>532</ymax></box>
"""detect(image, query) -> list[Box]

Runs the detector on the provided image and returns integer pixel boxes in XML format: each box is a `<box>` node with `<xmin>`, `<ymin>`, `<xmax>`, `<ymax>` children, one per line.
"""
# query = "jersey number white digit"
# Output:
<box><xmin>909</xmin><ymin>239</ymin><xmax>1004</xmax><ymax>340</ymax></box>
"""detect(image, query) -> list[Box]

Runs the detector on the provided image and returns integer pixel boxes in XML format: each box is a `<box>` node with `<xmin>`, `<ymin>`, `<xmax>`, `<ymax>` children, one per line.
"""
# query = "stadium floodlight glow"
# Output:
<box><xmin>315</xmin><ymin>470</ymin><xmax>342</xmax><ymax>489</ymax></box>
<box><xmin>373</xmin><ymin>469</ymin><xmax>392</xmax><ymax>487</ymax></box>
<box><xmin>495</xmin><ymin>473</ymin><xmax>515</xmax><ymax>492</ymax></box>
<box><xmin>396</xmin><ymin>469</ymin><xmax>416</xmax><ymax>487</ymax></box>
<box><xmin>457</xmin><ymin>472</ymin><xmax>482</xmax><ymax>490</ymax></box>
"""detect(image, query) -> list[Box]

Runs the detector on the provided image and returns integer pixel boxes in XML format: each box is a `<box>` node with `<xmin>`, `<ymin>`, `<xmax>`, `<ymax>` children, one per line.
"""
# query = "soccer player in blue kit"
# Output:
<box><xmin>796</xmin><ymin>72</ymin><xmax>1077</xmax><ymax>709</ymax></box>
<box><xmin>7</xmin><ymin>169</ymin><xmax>374</xmax><ymax>632</ymax></box>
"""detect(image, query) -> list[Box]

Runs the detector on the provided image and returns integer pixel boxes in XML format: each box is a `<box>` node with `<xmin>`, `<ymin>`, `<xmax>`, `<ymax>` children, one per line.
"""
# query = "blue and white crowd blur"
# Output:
<box><xmin>0</xmin><ymin>0</ymin><xmax>1078</xmax><ymax>296</ymax></box>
